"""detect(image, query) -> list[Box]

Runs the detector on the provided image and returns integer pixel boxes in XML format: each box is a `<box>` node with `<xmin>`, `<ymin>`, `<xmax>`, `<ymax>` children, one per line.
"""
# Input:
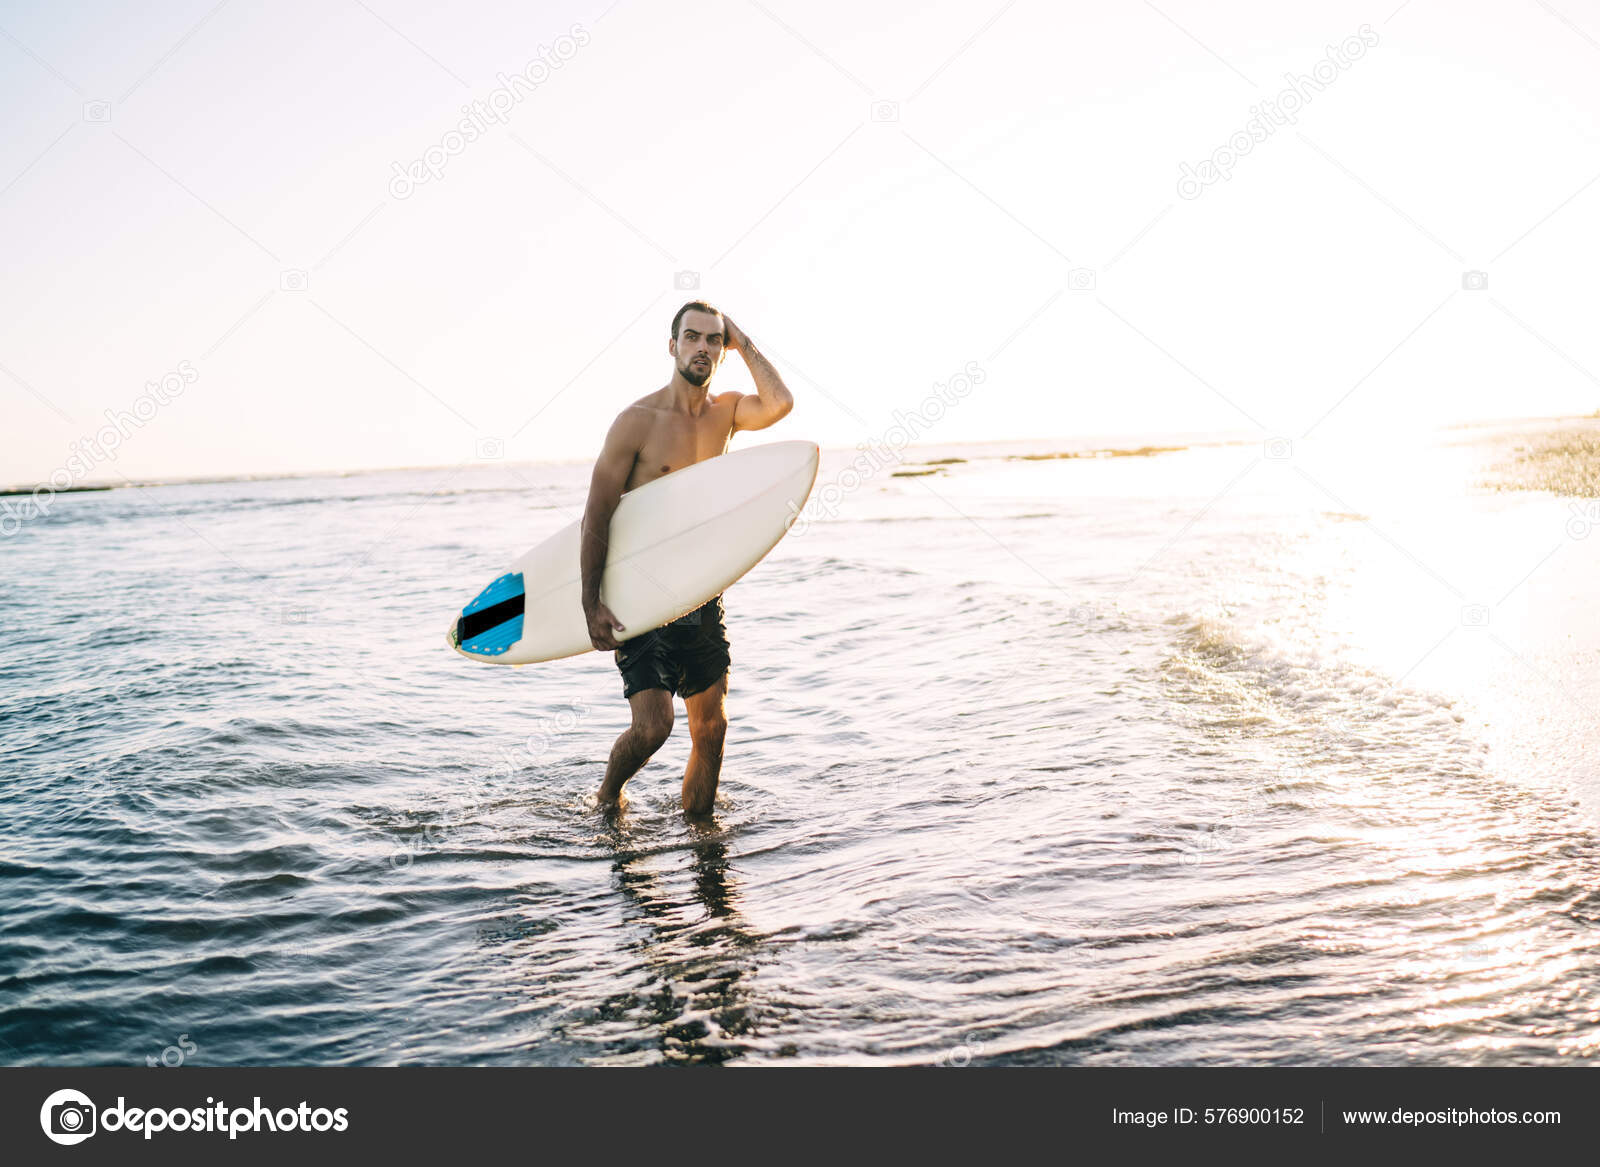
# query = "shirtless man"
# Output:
<box><xmin>582</xmin><ymin>301</ymin><xmax>794</xmax><ymax>815</ymax></box>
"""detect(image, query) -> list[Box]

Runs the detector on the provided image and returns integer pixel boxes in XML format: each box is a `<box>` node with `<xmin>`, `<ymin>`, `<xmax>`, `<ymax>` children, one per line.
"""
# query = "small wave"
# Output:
<box><xmin>1159</xmin><ymin>612</ymin><xmax>1463</xmax><ymax>727</ymax></box>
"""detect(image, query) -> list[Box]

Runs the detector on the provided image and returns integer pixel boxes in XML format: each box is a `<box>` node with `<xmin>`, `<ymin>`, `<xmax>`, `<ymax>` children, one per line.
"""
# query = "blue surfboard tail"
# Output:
<box><xmin>454</xmin><ymin>572</ymin><xmax>526</xmax><ymax>657</ymax></box>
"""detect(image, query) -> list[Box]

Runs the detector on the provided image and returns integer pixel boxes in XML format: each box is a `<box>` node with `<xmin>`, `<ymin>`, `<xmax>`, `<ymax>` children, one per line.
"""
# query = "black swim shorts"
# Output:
<box><xmin>614</xmin><ymin>594</ymin><xmax>730</xmax><ymax>699</ymax></box>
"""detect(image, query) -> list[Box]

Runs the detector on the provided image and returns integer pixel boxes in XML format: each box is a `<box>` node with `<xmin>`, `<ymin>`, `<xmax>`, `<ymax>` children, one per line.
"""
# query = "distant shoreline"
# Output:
<box><xmin>1480</xmin><ymin>415</ymin><xmax>1600</xmax><ymax>498</ymax></box>
<box><xmin>0</xmin><ymin>483</ymin><xmax>115</xmax><ymax>498</ymax></box>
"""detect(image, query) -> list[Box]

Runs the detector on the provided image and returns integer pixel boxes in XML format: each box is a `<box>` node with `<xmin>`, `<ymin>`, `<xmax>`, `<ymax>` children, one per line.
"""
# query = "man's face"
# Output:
<box><xmin>671</xmin><ymin>310</ymin><xmax>726</xmax><ymax>387</ymax></box>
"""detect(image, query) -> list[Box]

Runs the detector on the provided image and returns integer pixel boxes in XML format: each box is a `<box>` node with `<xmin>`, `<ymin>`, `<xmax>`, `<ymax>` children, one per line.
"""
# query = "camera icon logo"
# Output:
<box><xmin>40</xmin><ymin>1088</ymin><xmax>97</xmax><ymax>1145</ymax></box>
<box><xmin>1263</xmin><ymin>437</ymin><xmax>1293</xmax><ymax>460</ymax></box>
<box><xmin>280</xmin><ymin>269</ymin><xmax>309</xmax><ymax>292</ymax></box>
<box><xmin>674</xmin><ymin>270</ymin><xmax>700</xmax><ymax>291</ymax></box>
<box><xmin>1461</xmin><ymin>270</ymin><xmax>1488</xmax><ymax>291</ymax></box>
<box><xmin>1068</xmin><ymin>267</ymin><xmax>1097</xmax><ymax>291</ymax></box>
<box><xmin>870</xmin><ymin>100</ymin><xmax>900</xmax><ymax>122</ymax></box>
<box><xmin>475</xmin><ymin>436</ymin><xmax>505</xmax><ymax>460</ymax></box>
<box><xmin>82</xmin><ymin>101</ymin><xmax>112</xmax><ymax>123</ymax></box>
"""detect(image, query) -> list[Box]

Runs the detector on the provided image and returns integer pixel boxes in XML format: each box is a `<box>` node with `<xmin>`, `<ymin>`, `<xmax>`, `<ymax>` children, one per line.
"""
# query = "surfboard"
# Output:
<box><xmin>449</xmin><ymin>439</ymin><xmax>820</xmax><ymax>665</ymax></box>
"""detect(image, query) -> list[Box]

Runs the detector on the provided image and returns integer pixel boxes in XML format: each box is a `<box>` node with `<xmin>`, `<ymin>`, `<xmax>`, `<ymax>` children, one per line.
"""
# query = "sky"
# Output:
<box><xmin>2</xmin><ymin>0</ymin><xmax>1598</xmax><ymax>486</ymax></box>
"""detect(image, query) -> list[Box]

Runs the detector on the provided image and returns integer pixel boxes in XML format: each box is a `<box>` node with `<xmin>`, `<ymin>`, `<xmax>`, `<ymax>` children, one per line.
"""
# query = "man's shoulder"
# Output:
<box><xmin>610</xmin><ymin>395</ymin><xmax>658</xmax><ymax>433</ymax></box>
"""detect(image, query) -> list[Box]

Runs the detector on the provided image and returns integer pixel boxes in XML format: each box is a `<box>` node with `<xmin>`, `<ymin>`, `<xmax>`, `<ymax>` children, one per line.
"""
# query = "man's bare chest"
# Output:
<box><xmin>626</xmin><ymin>405</ymin><xmax>734</xmax><ymax>489</ymax></box>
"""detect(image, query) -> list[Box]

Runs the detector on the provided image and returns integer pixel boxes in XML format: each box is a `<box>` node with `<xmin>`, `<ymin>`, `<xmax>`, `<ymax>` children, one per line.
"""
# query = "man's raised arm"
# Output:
<box><xmin>581</xmin><ymin>411</ymin><xmax>641</xmax><ymax>651</ymax></box>
<box><xmin>723</xmin><ymin>316</ymin><xmax>794</xmax><ymax>433</ymax></box>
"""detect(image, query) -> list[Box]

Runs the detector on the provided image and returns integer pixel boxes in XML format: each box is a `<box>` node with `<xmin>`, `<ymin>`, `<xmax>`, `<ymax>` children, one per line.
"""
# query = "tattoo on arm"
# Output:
<box><xmin>739</xmin><ymin>338</ymin><xmax>794</xmax><ymax>423</ymax></box>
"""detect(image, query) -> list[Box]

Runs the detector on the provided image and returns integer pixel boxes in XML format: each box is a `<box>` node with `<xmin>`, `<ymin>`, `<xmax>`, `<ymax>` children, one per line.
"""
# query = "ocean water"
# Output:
<box><xmin>4</xmin><ymin>417</ymin><xmax>1600</xmax><ymax>1066</ymax></box>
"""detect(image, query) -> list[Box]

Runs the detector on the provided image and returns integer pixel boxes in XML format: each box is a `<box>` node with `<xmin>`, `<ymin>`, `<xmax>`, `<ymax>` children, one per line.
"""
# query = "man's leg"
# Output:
<box><xmin>598</xmin><ymin>688</ymin><xmax>673</xmax><ymax>806</ymax></box>
<box><xmin>681</xmin><ymin>671</ymin><xmax>728</xmax><ymax>815</ymax></box>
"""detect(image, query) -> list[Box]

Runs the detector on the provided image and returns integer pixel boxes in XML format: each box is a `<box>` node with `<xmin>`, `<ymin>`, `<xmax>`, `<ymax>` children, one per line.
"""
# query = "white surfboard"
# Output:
<box><xmin>449</xmin><ymin>439</ymin><xmax>820</xmax><ymax>665</ymax></box>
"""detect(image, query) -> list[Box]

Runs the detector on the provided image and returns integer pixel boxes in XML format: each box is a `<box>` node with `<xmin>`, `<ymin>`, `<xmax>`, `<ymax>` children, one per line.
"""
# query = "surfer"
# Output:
<box><xmin>582</xmin><ymin>301</ymin><xmax>794</xmax><ymax>814</ymax></box>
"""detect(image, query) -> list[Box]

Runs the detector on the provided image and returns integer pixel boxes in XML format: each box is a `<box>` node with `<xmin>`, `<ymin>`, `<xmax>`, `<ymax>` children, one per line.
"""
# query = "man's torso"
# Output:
<box><xmin>621</xmin><ymin>390</ymin><xmax>738</xmax><ymax>492</ymax></box>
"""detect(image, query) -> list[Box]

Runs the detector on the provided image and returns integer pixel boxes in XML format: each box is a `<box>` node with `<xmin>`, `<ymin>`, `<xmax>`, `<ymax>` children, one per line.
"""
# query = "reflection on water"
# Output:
<box><xmin>604</xmin><ymin>831</ymin><xmax>762</xmax><ymax>1065</ymax></box>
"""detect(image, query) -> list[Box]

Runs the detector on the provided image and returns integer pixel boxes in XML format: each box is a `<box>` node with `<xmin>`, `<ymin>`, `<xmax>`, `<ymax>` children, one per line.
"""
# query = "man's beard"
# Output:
<box><xmin>679</xmin><ymin>359</ymin><xmax>712</xmax><ymax>387</ymax></box>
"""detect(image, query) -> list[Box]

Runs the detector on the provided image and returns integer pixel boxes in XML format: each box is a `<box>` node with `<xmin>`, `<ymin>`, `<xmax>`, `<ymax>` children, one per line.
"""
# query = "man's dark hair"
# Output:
<box><xmin>671</xmin><ymin>300</ymin><xmax>722</xmax><ymax>340</ymax></box>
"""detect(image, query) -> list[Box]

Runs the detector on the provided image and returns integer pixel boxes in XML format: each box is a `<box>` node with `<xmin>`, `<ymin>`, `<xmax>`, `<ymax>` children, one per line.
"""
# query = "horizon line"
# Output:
<box><xmin>4</xmin><ymin>410</ymin><xmax>1594</xmax><ymax>498</ymax></box>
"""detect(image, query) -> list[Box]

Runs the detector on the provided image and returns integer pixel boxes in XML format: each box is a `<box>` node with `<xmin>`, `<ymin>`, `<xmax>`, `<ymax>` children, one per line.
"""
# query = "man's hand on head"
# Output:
<box><xmin>721</xmin><ymin>315</ymin><xmax>750</xmax><ymax>354</ymax></box>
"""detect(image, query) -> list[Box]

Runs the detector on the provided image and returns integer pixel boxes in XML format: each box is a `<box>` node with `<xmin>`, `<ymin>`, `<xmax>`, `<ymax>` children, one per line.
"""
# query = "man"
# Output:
<box><xmin>582</xmin><ymin>301</ymin><xmax>794</xmax><ymax>815</ymax></box>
